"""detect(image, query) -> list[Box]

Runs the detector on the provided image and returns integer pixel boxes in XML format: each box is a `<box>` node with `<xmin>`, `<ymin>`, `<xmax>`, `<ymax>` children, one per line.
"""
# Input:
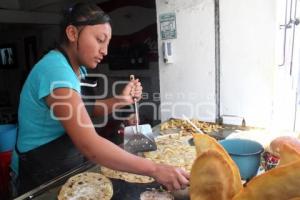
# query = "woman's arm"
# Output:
<box><xmin>46</xmin><ymin>88</ymin><xmax>189</xmax><ymax>191</ymax></box>
<box><xmin>92</xmin><ymin>97</ymin><xmax>126</xmax><ymax>117</ymax></box>
<box><xmin>92</xmin><ymin>78</ymin><xmax>142</xmax><ymax>117</ymax></box>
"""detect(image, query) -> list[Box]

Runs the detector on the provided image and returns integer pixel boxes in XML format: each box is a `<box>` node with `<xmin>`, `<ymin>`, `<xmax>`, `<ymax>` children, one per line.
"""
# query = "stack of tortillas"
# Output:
<box><xmin>58</xmin><ymin>172</ymin><xmax>113</xmax><ymax>200</ymax></box>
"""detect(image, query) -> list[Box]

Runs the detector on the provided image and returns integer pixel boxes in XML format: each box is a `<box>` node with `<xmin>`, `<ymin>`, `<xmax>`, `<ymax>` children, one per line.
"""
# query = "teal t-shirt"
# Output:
<box><xmin>11</xmin><ymin>50</ymin><xmax>87</xmax><ymax>174</ymax></box>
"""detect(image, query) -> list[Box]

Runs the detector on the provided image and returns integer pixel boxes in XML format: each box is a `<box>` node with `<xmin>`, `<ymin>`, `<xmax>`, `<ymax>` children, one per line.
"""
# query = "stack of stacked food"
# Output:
<box><xmin>190</xmin><ymin>134</ymin><xmax>300</xmax><ymax>200</ymax></box>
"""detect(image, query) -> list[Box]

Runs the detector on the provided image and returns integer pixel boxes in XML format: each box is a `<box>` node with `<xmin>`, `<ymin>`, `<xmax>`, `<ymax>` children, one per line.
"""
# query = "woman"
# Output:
<box><xmin>11</xmin><ymin>2</ymin><xmax>189</xmax><ymax>196</ymax></box>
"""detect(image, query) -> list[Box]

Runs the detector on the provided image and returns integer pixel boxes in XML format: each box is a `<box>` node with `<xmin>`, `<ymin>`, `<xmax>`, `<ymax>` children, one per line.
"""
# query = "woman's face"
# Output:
<box><xmin>76</xmin><ymin>23</ymin><xmax>112</xmax><ymax>69</ymax></box>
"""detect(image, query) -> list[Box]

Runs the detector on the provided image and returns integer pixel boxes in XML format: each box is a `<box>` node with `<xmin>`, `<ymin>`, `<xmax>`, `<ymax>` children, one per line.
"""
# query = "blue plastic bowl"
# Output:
<box><xmin>219</xmin><ymin>138</ymin><xmax>263</xmax><ymax>180</ymax></box>
<box><xmin>0</xmin><ymin>124</ymin><xmax>17</xmax><ymax>152</ymax></box>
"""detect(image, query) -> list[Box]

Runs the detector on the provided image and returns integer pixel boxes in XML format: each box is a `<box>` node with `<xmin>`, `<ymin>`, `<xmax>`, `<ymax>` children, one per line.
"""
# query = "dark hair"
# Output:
<box><xmin>59</xmin><ymin>2</ymin><xmax>111</xmax><ymax>44</ymax></box>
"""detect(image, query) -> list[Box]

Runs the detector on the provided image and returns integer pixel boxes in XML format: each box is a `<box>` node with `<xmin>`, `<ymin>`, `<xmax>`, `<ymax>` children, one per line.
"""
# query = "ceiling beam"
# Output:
<box><xmin>0</xmin><ymin>9</ymin><xmax>61</xmax><ymax>24</ymax></box>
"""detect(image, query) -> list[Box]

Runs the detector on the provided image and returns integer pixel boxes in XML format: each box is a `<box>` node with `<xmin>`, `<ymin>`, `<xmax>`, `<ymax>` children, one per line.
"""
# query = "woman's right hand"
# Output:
<box><xmin>150</xmin><ymin>164</ymin><xmax>190</xmax><ymax>191</ymax></box>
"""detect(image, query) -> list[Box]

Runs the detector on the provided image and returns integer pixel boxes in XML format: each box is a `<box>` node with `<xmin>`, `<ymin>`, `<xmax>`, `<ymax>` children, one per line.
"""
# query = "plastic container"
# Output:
<box><xmin>219</xmin><ymin>138</ymin><xmax>263</xmax><ymax>180</ymax></box>
<box><xmin>0</xmin><ymin>151</ymin><xmax>12</xmax><ymax>200</ymax></box>
<box><xmin>0</xmin><ymin>124</ymin><xmax>17</xmax><ymax>152</ymax></box>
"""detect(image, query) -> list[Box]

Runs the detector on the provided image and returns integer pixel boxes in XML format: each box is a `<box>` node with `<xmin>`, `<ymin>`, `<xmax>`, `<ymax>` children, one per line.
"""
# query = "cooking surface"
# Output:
<box><xmin>21</xmin><ymin>165</ymin><xmax>169</xmax><ymax>200</ymax></box>
<box><xmin>17</xmin><ymin>165</ymin><xmax>188</xmax><ymax>200</ymax></box>
<box><xmin>14</xmin><ymin>119</ymin><xmax>259</xmax><ymax>200</ymax></box>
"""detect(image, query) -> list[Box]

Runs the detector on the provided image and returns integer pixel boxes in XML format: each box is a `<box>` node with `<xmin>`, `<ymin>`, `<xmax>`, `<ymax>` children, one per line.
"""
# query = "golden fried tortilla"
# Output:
<box><xmin>233</xmin><ymin>160</ymin><xmax>300</xmax><ymax>200</ymax></box>
<box><xmin>277</xmin><ymin>143</ymin><xmax>300</xmax><ymax>167</ymax></box>
<box><xmin>190</xmin><ymin>150</ymin><xmax>234</xmax><ymax>200</ymax></box>
<box><xmin>193</xmin><ymin>134</ymin><xmax>242</xmax><ymax>196</ymax></box>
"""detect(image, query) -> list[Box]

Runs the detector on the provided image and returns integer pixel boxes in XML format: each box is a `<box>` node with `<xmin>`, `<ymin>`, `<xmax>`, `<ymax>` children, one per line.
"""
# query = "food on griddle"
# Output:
<box><xmin>58</xmin><ymin>172</ymin><xmax>113</xmax><ymax>200</ymax></box>
<box><xmin>232</xmin><ymin>160</ymin><xmax>300</xmax><ymax>200</ymax></box>
<box><xmin>190</xmin><ymin>150</ymin><xmax>235</xmax><ymax>200</ymax></box>
<box><xmin>100</xmin><ymin>166</ymin><xmax>154</xmax><ymax>183</ymax></box>
<box><xmin>193</xmin><ymin>134</ymin><xmax>242</xmax><ymax>196</ymax></box>
<box><xmin>100</xmin><ymin>134</ymin><xmax>195</xmax><ymax>183</ymax></box>
<box><xmin>144</xmin><ymin>134</ymin><xmax>196</xmax><ymax>172</ymax></box>
<box><xmin>190</xmin><ymin>134</ymin><xmax>300</xmax><ymax>199</ymax></box>
<box><xmin>160</xmin><ymin>119</ymin><xmax>221</xmax><ymax>135</ymax></box>
<box><xmin>276</xmin><ymin>143</ymin><xmax>300</xmax><ymax>167</ymax></box>
<box><xmin>140</xmin><ymin>190</ymin><xmax>174</xmax><ymax>200</ymax></box>
<box><xmin>269</xmin><ymin>136</ymin><xmax>300</xmax><ymax>158</ymax></box>
<box><xmin>262</xmin><ymin>136</ymin><xmax>300</xmax><ymax>170</ymax></box>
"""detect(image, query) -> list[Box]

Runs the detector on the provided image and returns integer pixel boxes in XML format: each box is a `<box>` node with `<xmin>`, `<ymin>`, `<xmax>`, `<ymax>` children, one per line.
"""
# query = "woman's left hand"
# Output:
<box><xmin>120</xmin><ymin>78</ymin><xmax>143</xmax><ymax>104</ymax></box>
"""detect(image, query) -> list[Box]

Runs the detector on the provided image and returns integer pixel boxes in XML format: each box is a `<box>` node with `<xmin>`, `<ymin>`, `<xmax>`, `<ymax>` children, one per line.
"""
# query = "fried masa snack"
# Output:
<box><xmin>277</xmin><ymin>143</ymin><xmax>300</xmax><ymax>167</ymax></box>
<box><xmin>270</xmin><ymin>136</ymin><xmax>300</xmax><ymax>158</ymax></box>
<box><xmin>193</xmin><ymin>134</ymin><xmax>242</xmax><ymax>197</ymax></box>
<box><xmin>58</xmin><ymin>172</ymin><xmax>113</xmax><ymax>200</ymax></box>
<box><xmin>191</xmin><ymin>134</ymin><xmax>300</xmax><ymax>199</ymax></box>
<box><xmin>232</xmin><ymin>159</ymin><xmax>300</xmax><ymax>200</ymax></box>
<box><xmin>190</xmin><ymin>150</ymin><xmax>235</xmax><ymax>200</ymax></box>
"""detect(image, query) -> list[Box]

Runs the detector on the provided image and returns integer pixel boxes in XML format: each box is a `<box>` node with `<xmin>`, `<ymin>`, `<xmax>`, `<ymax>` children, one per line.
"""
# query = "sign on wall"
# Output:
<box><xmin>159</xmin><ymin>13</ymin><xmax>177</xmax><ymax>40</ymax></box>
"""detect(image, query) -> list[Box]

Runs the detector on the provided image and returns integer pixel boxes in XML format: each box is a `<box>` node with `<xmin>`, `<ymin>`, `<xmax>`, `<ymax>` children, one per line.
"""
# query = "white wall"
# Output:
<box><xmin>280</xmin><ymin>0</ymin><xmax>300</xmax><ymax>131</ymax></box>
<box><xmin>156</xmin><ymin>0</ymin><xmax>216</xmax><ymax>122</ymax></box>
<box><xmin>156</xmin><ymin>0</ymin><xmax>292</xmax><ymax>129</ymax></box>
<box><xmin>220</xmin><ymin>0</ymin><xmax>276</xmax><ymax>127</ymax></box>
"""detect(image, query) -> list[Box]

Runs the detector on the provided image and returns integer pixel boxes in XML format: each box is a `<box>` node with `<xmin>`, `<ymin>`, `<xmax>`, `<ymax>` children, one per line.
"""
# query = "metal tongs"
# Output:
<box><xmin>123</xmin><ymin>75</ymin><xmax>157</xmax><ymax>153</ymax></box>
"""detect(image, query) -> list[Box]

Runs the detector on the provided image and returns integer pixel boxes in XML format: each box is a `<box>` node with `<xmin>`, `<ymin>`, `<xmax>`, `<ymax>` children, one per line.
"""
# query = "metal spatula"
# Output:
<box><xmin>123</xmin><ymin>75</ymin><xmax>157</xmax><ymax>153</ymax></box>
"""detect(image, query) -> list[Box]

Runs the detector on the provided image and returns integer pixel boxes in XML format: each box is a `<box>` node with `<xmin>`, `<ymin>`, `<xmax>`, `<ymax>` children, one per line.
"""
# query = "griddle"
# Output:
<box><xmin>14</xmin><ymin>119</ymin><xmax>255</xmax><ymax>200</ymax></box>
<box><xmin>14</xmin><ymin>161</ymin><xmax>187</xmax><ymax>200</ymax></box>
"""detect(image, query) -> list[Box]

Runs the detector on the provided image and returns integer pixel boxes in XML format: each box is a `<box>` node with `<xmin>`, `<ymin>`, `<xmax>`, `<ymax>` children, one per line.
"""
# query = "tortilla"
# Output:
<box><xmin>100</xmin><ymin>134</ymin><xmax>194</xmax><ymax>183</ymax></box>
<box><xmin>100</xmin><ymin>166</ymin><xmax>154</xmax><ymax>183</ymax></box>
<box><xmin>58</xmin><ymin>172</ymin><xmax>113</xmax><ymax>200</ymax></box>
<box><xmin>140</xmin><ymin>190</ymin><xmax>174</xmax><ymax>200</ymax></box>
<box><xmin>144</xmin><ymin>134</ymin><xmax>196</xmax><ymax>172</ymax></box>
